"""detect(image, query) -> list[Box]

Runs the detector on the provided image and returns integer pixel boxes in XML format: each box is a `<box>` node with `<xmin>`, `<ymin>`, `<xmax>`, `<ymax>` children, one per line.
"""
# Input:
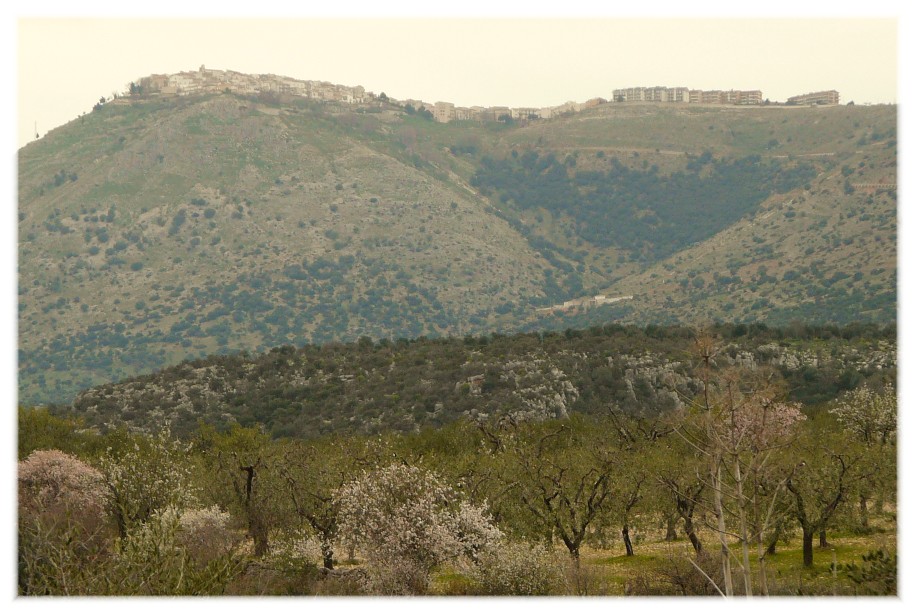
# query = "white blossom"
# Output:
<box><xmin>830</xmin><ymin>383</ymin><xmax>896</xmax><ymax>444</ymax></box>
<box><xmin>335</xmin><ymin>463</ymin><xmax>500</xmax><ymax>594</ymax></box>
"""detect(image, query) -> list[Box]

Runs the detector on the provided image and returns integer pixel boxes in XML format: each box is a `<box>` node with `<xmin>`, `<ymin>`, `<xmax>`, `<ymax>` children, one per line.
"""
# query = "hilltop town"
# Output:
<box><xmin>126</xmin><ymin>65</ymin><xmax>841</xmax><ymax>124</ymax></box>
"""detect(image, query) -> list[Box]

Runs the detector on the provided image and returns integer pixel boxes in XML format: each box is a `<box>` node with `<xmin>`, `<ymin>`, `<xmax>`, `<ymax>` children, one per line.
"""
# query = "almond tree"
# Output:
<box><xmin>676</xmin><ymin>334</ymin><xmax>806</xmax><ymax>596</ymax></box>
<box><xmin>334</xmin><ymin>463</ymin><xmax>501</xmax><ymax>594</ymax></box>
<box><xmin>829</xmin><ymin>383</ymin><xmax>896</xmax><ymax>526</ymax></box>
<box><xmin>100</xmin><ymin>428</ymin><xmax>198</xmax><ymax>538</ymax></box>
<box><xmin>279</xmin><ymin>435</ymin><xmax>392</xmax><ymax>569</ymax></box>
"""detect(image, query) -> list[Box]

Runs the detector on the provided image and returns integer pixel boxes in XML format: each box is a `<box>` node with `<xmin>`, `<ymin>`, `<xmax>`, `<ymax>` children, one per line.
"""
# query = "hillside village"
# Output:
<box><xmin>128</xmin><ymin>65</ymin><xmax>841</xmax><ymax>125</ymax></box>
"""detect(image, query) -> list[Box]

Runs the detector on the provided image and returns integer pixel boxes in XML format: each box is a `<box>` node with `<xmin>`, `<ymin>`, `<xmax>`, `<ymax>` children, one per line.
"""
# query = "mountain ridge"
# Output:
<box><xmin>18</xmin><ymin>91</ymin><xmax>896</xmax><ymax>404</ymax></box>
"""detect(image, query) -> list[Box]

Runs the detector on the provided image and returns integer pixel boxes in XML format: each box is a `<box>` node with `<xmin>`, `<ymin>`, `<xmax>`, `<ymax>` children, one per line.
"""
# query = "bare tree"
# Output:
<box><xmin>673</xmin><ymin>332</ymin><xmax>806</xmax><ymax>596</ymax></box>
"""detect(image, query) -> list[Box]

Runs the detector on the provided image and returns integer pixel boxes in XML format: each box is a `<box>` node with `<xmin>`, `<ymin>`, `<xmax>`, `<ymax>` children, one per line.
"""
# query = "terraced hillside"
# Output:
<box><xmin>18</xmin><ymin>91</ymin><xmax>896</xmax><ymax>404</ymax></box>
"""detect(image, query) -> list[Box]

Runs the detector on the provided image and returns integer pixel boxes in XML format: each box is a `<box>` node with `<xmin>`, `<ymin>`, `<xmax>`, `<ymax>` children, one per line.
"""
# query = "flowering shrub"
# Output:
<box><xmin>100</xmin><ymin>429</ymin><xmax>199</xmax><ymax>534</ymax></box>
<box><xmin>468</xmin><ymin>540</ymin><xmax>564</xmax><ymax>595</ymax></box>
<box><xmin>18</xmin><ymin>449</ymin><xmax>112</xmax><ymax>595</ymax></box>
<box><xmin>177</xmin><ymin>505</ymin><xmax>237</xmax><ymax>564</ymax></box>
<box><xmin>830</xmin><ymin>383</ymin><xmax>896</xmax><ymax>444</ymax></box>
<box><xmin>267</xmin><ymin>529</ymin><xmax>324</xmax><ymax>569</ymax></box>
<box><xmin>725</xmin><ymin>399</ymin><xmax>806</xmax><ymax>450</ymax></box>
<box><xmin>18</xmin><ymin>449</ymin><xmax>107</xmax><ymax>518</ymax></box>
<box><xmin>335</xmin><ymin>463</ymin><xmax>501</xmax><ymax>594</ymax></box>
<box><xmin>109</xmin><ymin>506</ymin><xmax>243</xmax><ymax>595</ymax></box>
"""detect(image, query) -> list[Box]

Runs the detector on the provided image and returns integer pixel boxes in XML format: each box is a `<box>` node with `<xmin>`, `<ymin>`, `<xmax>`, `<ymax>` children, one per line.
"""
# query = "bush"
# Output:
<box><xmin>177</xmin><ymin>505</ymin><xmax>238</xmax><ymax>565</ymax></box>
<box><xmin>18</xmin><ymin>449</ymin><xmax>107</xmax><ymax>518</ymax></box>
<box><xmin>839</xmin><ymin>549</ymin><xmax>897</xmax><ymax>595</ymax></box>
<box><xmin>627</xmin><ymin>551</ymin><xmax>725</xmax><ymax>596</ymax></box>
<box><xmin>468</xmin><ymin>540</ymin><xmax>564</xmax><ymax>595</ymax></box>
<box><xmin>18</xmin><ymin>450</ymin><xmax>113</xmax><ymax>594</ymax></box>
<box><xmin>108</xmin><ymin>507</ymin><xmax>244</xmax><ymax>595</ymax></box>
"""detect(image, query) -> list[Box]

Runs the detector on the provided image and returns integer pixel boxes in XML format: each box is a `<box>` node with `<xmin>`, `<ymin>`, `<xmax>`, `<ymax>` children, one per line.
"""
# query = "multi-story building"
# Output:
<box><xmin>614</xmin><ymin>86</ymin><xmax>693</xmax><ymax>103</ymax></box>
<box><xmin>511</xmin><ymin>107</ymin><xmax>540</xmax><ymax>120</ymax></box>
<box><xmin>432</xmin><ymin>101</ymin><xmax>456</xmax><ymax>123</ymax></box>
<box><xmin>612</xmin><ymin>86</ymin><xmax>762</xmax><ymax>105</ymax></box>
<box><xmin>787</xmin><ymin>90</ymin><xmax>840</xmax><ymax>105</ymax></box>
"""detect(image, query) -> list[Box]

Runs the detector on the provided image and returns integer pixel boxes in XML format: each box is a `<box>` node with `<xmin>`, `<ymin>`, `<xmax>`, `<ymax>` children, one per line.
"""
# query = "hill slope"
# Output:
<box><xmin>63</xmin><ymin>324</ymin><xmax>896</xmax><ymax>439</ymax></box>
<box><xmin>18</xmin><ymin>92</ymin><xmax>896</xmax><ymax>404</ymax></box>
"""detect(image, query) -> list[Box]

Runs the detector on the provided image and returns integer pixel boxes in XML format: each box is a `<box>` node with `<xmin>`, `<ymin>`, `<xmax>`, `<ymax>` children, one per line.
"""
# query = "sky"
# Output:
<box><xmin>14</xmin><ymin>15</ymin><xmax>901</xmax><ymax>148</ymax></box>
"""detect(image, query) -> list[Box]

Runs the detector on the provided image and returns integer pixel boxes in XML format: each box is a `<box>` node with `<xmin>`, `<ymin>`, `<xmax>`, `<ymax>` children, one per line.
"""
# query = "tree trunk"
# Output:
<box><xmin>733</xmin><ymin>457</ymin><xmax>753</xmax><ymax>596</ymax></box>
<box><xmin>665</xmin><ymin>515</ymin><xmax>678</xmax><ymax>542</ymax></box>
<box><xmin>622</xmin><ymin>524</ymin><xmax>634</xmax><ymax>556</ymax></box>
<box><xmin>320</xmin><ymin>537</ymin><xmax>334</xmax><ymax>570</ymax></box>
<box><xmin>766</xmin><ymin>522</ymin><xmax>782</xmax><ymax>555</ymax></box>
<box><xmin>713</xmin><ymin>464</ymin><xmax>734</xmax><ymax>596</ymax></box>
<box><xmin>241</xmin><ymin>464</ymin><xmax>269</xmax><ymax>557</ymax></box>
<box><xmin>251</xmin><ymin>515</ymin><xmax>269</xmax><ymax>557</ymax></box>
<box><xmin>802</xmin><ymin>529</ymin><xmax>814</xmax><ymax>567</ymax></box>
<box><xmin>859</xmin><ymin>494</ymin><xmax>869</xmax><ymax>529</ymax></box>
<box><xmin>683</xmin><ymin>515</ymin><xmax>702</xmax><ymax>554</ymax></box>
<box><xmin>819</xmin><ymin>529</ymin><xmax>829</xmax><ymax>548</ymax></box>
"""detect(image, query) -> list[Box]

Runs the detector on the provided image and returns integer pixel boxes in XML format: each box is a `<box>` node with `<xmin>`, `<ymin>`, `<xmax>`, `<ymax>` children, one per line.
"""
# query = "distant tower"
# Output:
<box><xmin>199</xmin><ymin>64</ymin><xmax>205</xmax><ymax>74</ymax></box>
<box><xmin>34</xmin><ymin>121</ymin><xmax>38</xmax><ymax>140</ymax></box>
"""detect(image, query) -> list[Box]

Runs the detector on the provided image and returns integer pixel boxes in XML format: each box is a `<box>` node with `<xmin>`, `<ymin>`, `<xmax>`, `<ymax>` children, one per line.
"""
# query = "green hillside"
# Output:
<box><xmin>58</xmin><ymin>323</ymin><xmax>896</xmax><ymax>440</ymax></box>
<box><xmin>18</xmin><ymin>92</ymin><xmax>896</xmax><ymax>404</ymax></box>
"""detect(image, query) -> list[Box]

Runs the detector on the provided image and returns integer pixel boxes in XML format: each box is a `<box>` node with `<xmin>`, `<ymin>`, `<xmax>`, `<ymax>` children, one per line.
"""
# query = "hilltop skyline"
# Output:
<box><xmin>17</xmin><ymin>17</ymin><xmax>898</xmax><ymax>148</ymax></box>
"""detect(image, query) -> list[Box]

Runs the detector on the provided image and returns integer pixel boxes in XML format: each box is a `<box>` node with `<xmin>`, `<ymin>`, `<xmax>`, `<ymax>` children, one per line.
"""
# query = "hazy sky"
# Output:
<box><xmin>15</xmin><ymin>14</ymin><xmax>900</xmax><ymax>148</ymax></box>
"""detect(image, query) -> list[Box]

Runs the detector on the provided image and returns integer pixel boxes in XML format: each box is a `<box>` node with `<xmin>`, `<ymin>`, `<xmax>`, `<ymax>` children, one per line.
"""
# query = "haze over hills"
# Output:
<box><xmin>17</xmin><ymin>76</ymin><xmax>897</xmax><ymax>405</ymax></box>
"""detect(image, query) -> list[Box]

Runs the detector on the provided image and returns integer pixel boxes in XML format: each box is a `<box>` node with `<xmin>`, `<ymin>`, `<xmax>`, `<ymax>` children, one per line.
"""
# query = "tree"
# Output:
<box><xmin>279</xmin><ymin>435</ymin><xmax>392</xmax><ymax>569</ymax></box>
<box><xmin>506</xmin><ymin>419</ymin><xmax>614</xmax><ymax>562</ymax></box>
<box><xmin>602</xmin><ymin>407</ymin><xmax>675</xmax><ymax>557</ymax></box>
<box><xmin>335</xmin><ymin>463</ymin><xmax>500</xmax><ymax>594</ymax></box>
<box><xmin>829</xmin><ymin>384</ymin><xmax>896</xmax><ymax>528</ymax></box>
<box><xmin>675</xmin><ymin>333</ymin><xmax>806</xmax><ymax>595</ymax></box>
<box><xmin>829</xmin><ymin>383</ymin><xmax>895</xmax><ymax>445</ymax></box>
<box><xmin>196</xmin><ymin>424</ymin><xmax>289</xmax><ymax>557</ymax></box>
<box><xmin>655</xmin><ymin>436</ymin><xmax>706</xmax><ymax>555</ymax></box>
<box><xmin>784</xmin><ymin>423</ymin><xmax>867</xmax><ymax>567</ymax></box>
<box><xmin>18</xmin><ymin>407</ymin><xmax>96</xmax><ymax>459</ymax></box>
<box><xmin>100</xmin><ymin>428</ymin><xmax>198</xmax><ymax>538</ymax></box>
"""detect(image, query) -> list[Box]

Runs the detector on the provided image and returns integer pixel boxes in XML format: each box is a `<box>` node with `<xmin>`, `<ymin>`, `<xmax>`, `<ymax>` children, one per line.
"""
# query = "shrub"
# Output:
<box><xmin>468</xmin><ymin>540</ymin><xmax>564</xmax><ymax>595</ymax></box>
<box><xmin>18</xmin><ymin>449</ymin><xmax>107</xmax><ymax>517</ymax></box>
<box><xmin>18</xmin><ymin>449</ymin><xmax>113</xmax><ymax>594</ymax></box>
<box><xmin>109</xmin><ymin>507</ymin><xmax>244</xmax><ymax>595</ymax></box>
<box><xmin>177</xmin><ymin>505</ymin><xmax>237</xmax><ymax>565</ymax></box>
<box><xmin>627</xmin><ymin>551</ymin><xmax>725</xmax><ymax>596</ymax></box>
<box><xmin>839</xmin><ymin>549</ymin><xmax>897</xmax><ymax>595</ymax></box>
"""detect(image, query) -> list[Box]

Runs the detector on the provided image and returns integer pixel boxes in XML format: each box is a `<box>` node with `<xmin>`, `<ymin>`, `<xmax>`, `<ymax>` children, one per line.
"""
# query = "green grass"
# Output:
<box><xmin>427</xmin><ymin>529</ymin><xmax>896</xmax><ymax>596</ymax></box>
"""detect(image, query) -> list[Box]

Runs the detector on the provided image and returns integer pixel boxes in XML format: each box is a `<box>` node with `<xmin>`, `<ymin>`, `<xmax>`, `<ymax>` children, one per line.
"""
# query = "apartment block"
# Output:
<box><xmin>787</xmin><ymin>90</ymin><xmax>840</xmax><ymax>106</ymax></box>
<box><xmin>432</xmin><ymin>101</ymin><xmax>456</xmax><ymax>123</ymax></box>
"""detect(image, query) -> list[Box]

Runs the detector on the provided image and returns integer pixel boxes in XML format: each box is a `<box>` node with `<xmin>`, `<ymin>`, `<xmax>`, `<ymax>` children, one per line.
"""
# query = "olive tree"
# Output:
<box><xmin>505</xmin><ymin>419</ymin><xmax>615</xmax><ymax>563</ymax></box>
